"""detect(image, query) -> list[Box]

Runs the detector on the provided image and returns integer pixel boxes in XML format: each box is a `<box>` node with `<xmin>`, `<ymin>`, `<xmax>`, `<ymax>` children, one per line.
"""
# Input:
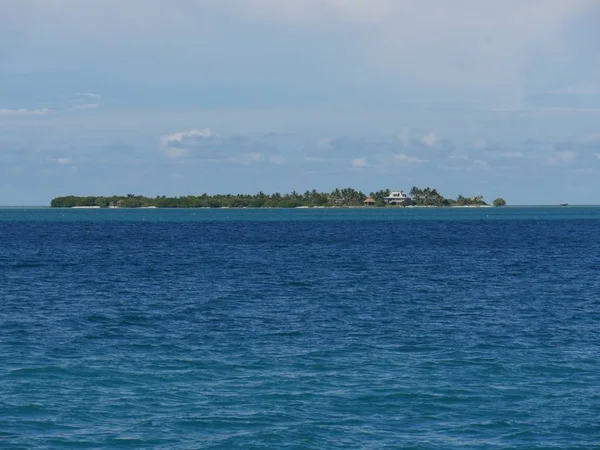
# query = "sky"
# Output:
<box><xmin>1</xmin><ymin>0</ymin><xmax>600</xmax><ymax>205</ymax></box>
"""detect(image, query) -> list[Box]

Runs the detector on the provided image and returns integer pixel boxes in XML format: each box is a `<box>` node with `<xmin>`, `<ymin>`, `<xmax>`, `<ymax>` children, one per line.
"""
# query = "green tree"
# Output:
<box><xmin>493</xmin><ymin>198</ymin><xmax>507</xmax><ymax>207</ymax></box>
<box><xmin>50</xmin><ymin>187</ymin><xmax>499</xmax><ymax>209</ymax></box>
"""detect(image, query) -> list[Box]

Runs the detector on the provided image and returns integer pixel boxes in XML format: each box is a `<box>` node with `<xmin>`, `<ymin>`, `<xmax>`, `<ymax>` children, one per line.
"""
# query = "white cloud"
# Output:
<box><xmin>448</xmin><ymin>155</ymin><xmax>490</xmax><ymax>170</ymax></box>
<box><xmin>161</xmin><ymin>128</ymin><xmax>213</xmax><ymax>147</ymax></box>
<box><xmin>159</xmin><ymin>128</ymin><xmax>286</xmax><ymax>164</ymax></box>
<box><xmin>0</xmin><ymin>108</ymin><xmax>49</xmax><ymax>116</ymax></box>
<box><xmin>547</xmin><ymin>151</ymin><xmax>577</xmax><ymax>165</ymax></box>
<box><xmin>228</xmin><ymin>152</ymin><xmax>263</xmax><ymax>165</ymax></box>
<box><xmin>422</xmin><ymin>133</ymin><xmax>438</xmax><ymax>147</ymax></box>
<box><xmin>596</xmin><ymin>153</ymin><xmax>600</xmax><ymax>160</ymax></box>
<box><xmin>393</xmin><ymin>153</ymin><xmax>425</xmax><ymax>164</ymax></box>
<box><xmin>78</xmin><ymin>92</ymin><xmax>101</xmax><ymax>99</ymax></box>
<box><xmin>351</xmin><ymin>157</ymin><xmax>368</xmax><ymax>168</ymax></box>
<box><xmin>70</xmin><ymin>93</ymin><xmax>102</xmax><ymax>111</ymax></box>
<box><xmin>48</xmin><ymin>157</ymin><xmax>72</xmax><ymax>164</ymax></box>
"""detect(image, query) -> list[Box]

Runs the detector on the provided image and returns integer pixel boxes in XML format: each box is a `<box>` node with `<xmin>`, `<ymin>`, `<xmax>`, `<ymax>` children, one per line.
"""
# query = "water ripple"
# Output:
<box><xmin>1</xmin><ymin>208</ymin><xmax>599</xmax><ymax>448</ymax></box>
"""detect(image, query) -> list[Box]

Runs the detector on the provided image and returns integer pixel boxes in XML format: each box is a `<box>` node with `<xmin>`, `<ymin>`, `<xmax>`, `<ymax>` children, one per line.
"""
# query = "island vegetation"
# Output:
<box><xmin>50</xmin><ymin>187</ymin><xmax>497</xmax><ymax>208</ymax></box>
<box><xmin>493</xmin><ymin>198</ymin><xmax>507</xmax><ymax>207</ymax></box>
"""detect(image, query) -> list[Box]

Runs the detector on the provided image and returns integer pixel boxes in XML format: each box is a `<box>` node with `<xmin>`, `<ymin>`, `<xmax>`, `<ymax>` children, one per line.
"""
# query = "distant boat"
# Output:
<box><xmin>560</xmin><ymin>203</ymin><xmax>569</xmax><ymax>206</ymax></box>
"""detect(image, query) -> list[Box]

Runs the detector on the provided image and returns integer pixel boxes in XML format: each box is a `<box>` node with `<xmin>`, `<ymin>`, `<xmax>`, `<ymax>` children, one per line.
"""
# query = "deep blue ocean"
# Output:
<box><xmin>1</xmin><ymin>207</ymin><xmax>599</xmax><ymax>449</ymax></box>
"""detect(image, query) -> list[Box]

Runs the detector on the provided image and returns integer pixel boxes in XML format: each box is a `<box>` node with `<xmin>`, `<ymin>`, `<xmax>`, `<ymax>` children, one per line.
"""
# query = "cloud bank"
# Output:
<box><xmin>2</xmin><ymin>0</ymin><xmax>598</xmax><ymax>107</ymax></box>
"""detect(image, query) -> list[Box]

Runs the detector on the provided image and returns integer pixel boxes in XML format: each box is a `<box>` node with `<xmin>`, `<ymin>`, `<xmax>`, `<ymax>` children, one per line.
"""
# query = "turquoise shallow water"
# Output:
<box><xmin>1</xmin><ymin>208</ymin><xmax>599</xmax><ymax>448</ymax></box>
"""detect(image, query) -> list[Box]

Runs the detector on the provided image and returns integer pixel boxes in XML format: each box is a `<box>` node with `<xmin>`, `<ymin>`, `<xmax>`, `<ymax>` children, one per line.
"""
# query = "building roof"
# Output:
<box><xmin>384</xmin><ymin>192</ymin><xmax>409</xmax><ymax>199</ymax></box>
<box><xmin>364</xmin><ymin>197</ymin><xmax>375</xmax><ymax>203</ymax></box>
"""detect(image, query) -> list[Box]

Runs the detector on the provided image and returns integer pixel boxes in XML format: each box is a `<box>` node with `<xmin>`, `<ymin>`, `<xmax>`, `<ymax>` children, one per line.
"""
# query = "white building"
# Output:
<box><xmin>384</xmin><ymin>190</ymin><xmax>411</xmax><ymax>206</ymax></box>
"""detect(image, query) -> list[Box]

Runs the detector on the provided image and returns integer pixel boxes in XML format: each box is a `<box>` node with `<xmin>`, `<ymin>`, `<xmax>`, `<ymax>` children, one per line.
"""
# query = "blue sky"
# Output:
<box><xmin>1</xmin><ymin>0</ymin><xmax>600</xmax><ymax>205</ymax></box>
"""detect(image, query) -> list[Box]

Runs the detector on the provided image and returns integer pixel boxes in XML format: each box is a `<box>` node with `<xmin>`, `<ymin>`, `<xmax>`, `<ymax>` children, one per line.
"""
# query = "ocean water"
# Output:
<box><xmin>1</xmin><ymin>207</ymin><xmax>599</xmax><ymax>449</ymax></box>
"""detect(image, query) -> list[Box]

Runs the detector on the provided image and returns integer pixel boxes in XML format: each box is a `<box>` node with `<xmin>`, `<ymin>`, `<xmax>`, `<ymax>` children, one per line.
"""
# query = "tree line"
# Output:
<box><xmin>50</xmin><ymin>187</ymin><xmax>504</xmax><ymax>208</ymax></box>
<box><xmin>408</xmin><ymin>187</ymin><xmax>489</xmax><ymax>207</ymax></box>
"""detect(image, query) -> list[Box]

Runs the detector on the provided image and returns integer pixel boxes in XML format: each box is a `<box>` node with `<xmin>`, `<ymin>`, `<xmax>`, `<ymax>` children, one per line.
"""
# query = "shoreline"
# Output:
<box><xmin>49</xmin><ymin>188</ymin><xmax>495</xmax><ymax>209</ymax></box>
<box><xmin>57</xmin><ymin>204</ymin><xmax>495</xmax><ymax>210</ymax></box>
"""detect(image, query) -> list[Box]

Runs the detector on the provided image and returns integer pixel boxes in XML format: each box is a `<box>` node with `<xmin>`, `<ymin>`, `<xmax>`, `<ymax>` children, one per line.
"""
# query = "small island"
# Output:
<box><xmin>51</xmin><ymin>187</ymin><xmax>506</xmax><ymax>208</ymax></box>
